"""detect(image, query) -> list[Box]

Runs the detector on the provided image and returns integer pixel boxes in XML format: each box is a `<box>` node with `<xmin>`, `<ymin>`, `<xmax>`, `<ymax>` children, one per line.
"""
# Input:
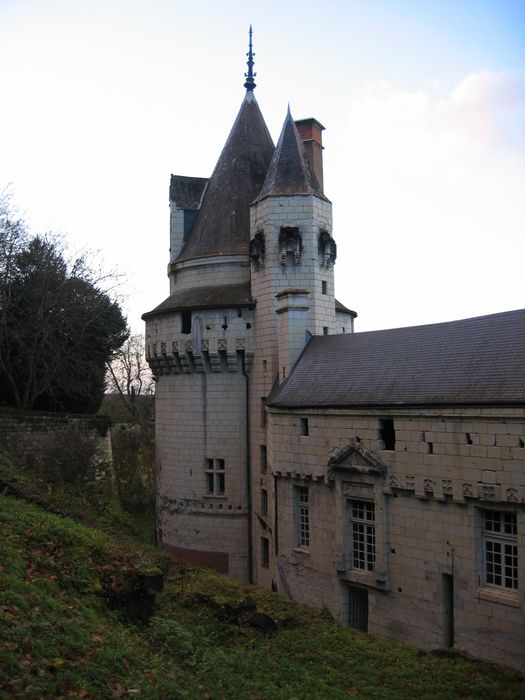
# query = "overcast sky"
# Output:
<box><xmin>1</xmin><ymin>0</ymin><xmax>524</xmax><ymax>333</ymax></box>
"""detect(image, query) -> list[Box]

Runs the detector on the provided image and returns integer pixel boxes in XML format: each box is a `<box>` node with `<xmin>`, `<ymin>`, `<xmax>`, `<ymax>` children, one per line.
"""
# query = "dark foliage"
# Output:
<box><xmin>0</xmin><ymin>200</ymin><xmax>128</xmax><ymax>412</ymax></box>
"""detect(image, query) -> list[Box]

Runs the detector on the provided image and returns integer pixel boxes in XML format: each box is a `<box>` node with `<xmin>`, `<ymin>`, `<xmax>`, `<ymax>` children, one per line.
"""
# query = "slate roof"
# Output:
<box><xmin>269</xmin><ymin>309</ymin><xmax>525</xmax><ymax>408</ymax></box>
<box><xmin>335</xmin><ymin>298</ymin><xmax>357</xmax><ymax>317</ymax></box>
<box><xmin>169</xmin><ymin>175</ymin><xmax>208</xmax><ymax>210</ymax></box>
<box><xmin>176</xmin><ymin>92</ymin><xmax>274</xmax><ymax>263</ymax></box>
<box><xmin>255</xmin><ymin>108</ymin><xmax>328</xmax><ymax>202</ymax></box>
<box><xmin>142</xmin><ymin>283</ymin><xmax>253</xmax><ymax>319</ymax></box>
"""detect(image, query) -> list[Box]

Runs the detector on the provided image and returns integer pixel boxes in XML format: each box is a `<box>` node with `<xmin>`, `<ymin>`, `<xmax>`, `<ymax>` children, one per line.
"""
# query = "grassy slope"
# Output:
<box><xmin>1</xmin><ymin>461</ymin><xmax>524</xmax><ymax>699</ymax></box>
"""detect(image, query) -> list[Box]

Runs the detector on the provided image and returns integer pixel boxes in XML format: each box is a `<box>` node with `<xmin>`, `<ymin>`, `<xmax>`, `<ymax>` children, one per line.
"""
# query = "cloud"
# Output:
<box><xmin>448</xmin><ymin>70</ymin><xmax>525</xmax><ymax>149</ymax></box>
<box><xmin>332</xmin><ymin>71</ymin><xmax>525</xmax><ymax>331</ymax></box>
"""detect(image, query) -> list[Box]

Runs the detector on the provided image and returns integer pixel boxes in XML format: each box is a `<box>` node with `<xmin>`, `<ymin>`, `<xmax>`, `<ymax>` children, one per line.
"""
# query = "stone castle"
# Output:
<box><xmin>144</xmin><ymin>35</ymin><xmax>525</xmax><ymax>669</ymax></box>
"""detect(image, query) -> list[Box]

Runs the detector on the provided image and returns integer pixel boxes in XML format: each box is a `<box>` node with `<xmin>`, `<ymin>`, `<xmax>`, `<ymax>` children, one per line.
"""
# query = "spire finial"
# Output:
<box><xmin>244</xmin><ymin>25</ymin><xmax>256</xmax><ymax>92</ymax></box>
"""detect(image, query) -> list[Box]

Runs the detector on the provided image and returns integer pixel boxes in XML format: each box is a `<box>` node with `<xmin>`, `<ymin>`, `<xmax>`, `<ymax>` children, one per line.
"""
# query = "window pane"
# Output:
<box><xmin>351</xmin><ymin>501</ymin><xmax>375</xmax><ymax>571</ymax></box>
<box><xmin>297</xmin><ymin>486</ymin><xmax>310</xmax><ymax>547</ymax></box>
<box><xmin>482</xmin><ymin>511</ymin><xmax>518</xmax><ymax>590</ymax></box>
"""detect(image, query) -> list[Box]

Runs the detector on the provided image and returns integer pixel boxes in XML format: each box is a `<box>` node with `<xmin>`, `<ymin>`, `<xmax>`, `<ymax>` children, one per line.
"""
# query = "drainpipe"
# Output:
<box><xmin>242</xmin><ymin>352</ymin><xmax>253</xmax><ymax>583</ymax></box>
<box><xmin>273</xmin><ymin>473</ymin><xmax>279</xmax><ymax>555</ymax></box>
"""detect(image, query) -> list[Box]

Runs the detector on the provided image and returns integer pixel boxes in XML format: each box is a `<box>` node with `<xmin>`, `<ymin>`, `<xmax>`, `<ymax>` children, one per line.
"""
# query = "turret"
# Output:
<box><xmin>248</xmin><ymin>106</ymin><xmax>339</xmax><ymax>587</ymax></box>
<box><xmin>143</xmin><ymin>29</ymin><xmax>274</xmax><ymax>581</ymax></box>
<box><xmin>250</xmin><ymin>107</ymin><xmax>338</xmax><ymax>381</ymax></box>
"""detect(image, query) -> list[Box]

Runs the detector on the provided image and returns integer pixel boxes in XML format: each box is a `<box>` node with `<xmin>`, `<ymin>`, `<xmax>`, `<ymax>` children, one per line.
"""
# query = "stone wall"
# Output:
<box><xmin>249</xmin><ymin>193</ymin><xmax>339</xmax><ymax>588</ymax></box>
<box><xmin>153</xmin><ymin>368</ymin><xmax>250</xmax><ymax>580</ymax></box>
<box><xmin>267</xmin><ymin>405</ymin><xmax>525</xmax><ymax>670</ymax></box>
<box><xmin>0</xmin><ymin>408</ymin><xmax>116</xmax><ymax>507</ymax></box>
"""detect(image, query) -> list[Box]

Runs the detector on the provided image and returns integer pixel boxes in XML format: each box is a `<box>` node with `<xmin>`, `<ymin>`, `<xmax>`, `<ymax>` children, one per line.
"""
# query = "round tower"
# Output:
<box><xmin>143</xmin><ymin>39</ymin><xmax>274</xmax><ymax>579</ymax></box>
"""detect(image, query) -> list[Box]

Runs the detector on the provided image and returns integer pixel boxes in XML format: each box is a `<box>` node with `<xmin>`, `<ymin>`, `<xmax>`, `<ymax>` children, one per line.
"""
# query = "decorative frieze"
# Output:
<box><xmin>160</xmin><ymin>496</ymin><xmax>246</xmax><ymax>516</ymax></box>
<box><xmin>385</xmin><ymin>472</ymin><xmax>522</xmax><ymax>504</ymax></box>
<box><xmin>477</xmin><ymin>483</ymin><xmax>502</xmax><ymax>501</ymax></box>
<box><xmin>147</xmin><ymin>335</ymin><xmax>254</xmax><ymax>375</ymax></box>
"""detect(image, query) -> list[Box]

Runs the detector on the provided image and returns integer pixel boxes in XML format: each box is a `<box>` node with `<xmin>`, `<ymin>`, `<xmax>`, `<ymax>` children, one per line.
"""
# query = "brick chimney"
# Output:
<box><xmin>294</xmin><ymin>118</ymin><xmax>325</xmax><ymax>193</ymax></box>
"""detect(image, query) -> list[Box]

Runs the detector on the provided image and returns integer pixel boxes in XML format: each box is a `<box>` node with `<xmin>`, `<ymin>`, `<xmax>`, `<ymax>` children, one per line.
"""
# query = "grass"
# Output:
<box><xmin>0</xmin><ymin>452</ymin><xmax>156</xmax><ymax>547</ymax></box>
<box><xmin>1</xmin><ymin>455</ymin><xmax>524</xmax><ymax>698</ymax></box>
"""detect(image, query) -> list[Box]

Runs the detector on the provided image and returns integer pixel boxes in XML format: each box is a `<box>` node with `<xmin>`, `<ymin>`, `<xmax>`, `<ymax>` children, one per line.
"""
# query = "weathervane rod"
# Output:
<box><xmin>244</xmin><ymin>25</ymin><xmax>256</xmax><ymax>92</ymax></box>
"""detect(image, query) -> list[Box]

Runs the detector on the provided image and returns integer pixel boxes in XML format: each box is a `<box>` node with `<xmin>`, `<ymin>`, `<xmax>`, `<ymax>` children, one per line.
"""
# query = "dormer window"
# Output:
<box><xmin>279</xmin><ymin>227</ymin><xmax>302</xmax><ymax>266</ymax></box>
<box><xmin>318</xmin><ymin>229</ymin><xmax>337</xmax><ymax>267</ymax></box>
<box><xmin>181</xmin><ymin>310</ymin><xmax>192</xmax><ymax>334</ymax></box>
<box><xmin>249</xmin><ymin>231</ymin><xmax>265</xmax><ymax>270</ymax></box>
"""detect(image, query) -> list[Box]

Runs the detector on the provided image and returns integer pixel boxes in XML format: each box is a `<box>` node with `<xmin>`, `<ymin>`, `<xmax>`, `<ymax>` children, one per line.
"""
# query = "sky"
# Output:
<box><xmin>0</xmin><ymin>0</ymin><xmax>524</xmax><ymax>333</ymax></box>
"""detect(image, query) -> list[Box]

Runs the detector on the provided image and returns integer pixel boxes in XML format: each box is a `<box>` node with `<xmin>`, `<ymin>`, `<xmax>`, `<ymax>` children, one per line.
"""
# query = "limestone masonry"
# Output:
<box><xmin>143</xmin><ymin>41</ymin><xmax>525</xmax><ymax>669</ymax></box>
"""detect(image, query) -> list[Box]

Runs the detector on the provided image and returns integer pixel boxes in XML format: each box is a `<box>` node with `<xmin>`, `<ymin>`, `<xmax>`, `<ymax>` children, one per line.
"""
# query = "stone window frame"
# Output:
<box><xmin>328</xmin><ymin>440</ymin><xmax>389</xmax><ymax>590</ymax></box>
<box><xmin>295</xmin><ymin>485</ymin><xmax>310</xmax><ymax>549</ymax></box>
<box><xmin>249</xmin><ymin>230</ymin><xmax>265</xmax><ymax>270</ymax></box>
<box><xmin>261</xmin><ymin>488</ymin><xmax>268</xmax><ymax>518</ymax></box>
<box><xmin>181</xmin><ymin>310</ymin><xmax>192</xmax><ymax>335</ymax></box>
<box><xmin>349</xmin><ymin>500</ymin><xmax>376</xmax><ymax>572</ymax></box>
<box><xmin>279</xmin><ymin>226</ymin><xmax>302</xmax><ymax>266</ymax></box>
<box><xmin>480</xmin><ymin>508</ymin><xmax>518</xmax><ymax>591</ymax></box>
<box><xmin>261</xmin><ymin>536</ymin><xmax>270</xmax><ymax>568</ymax></box>
<box><xmin>318</xmin><ymin>229</ymin><xmax>337</xmax><ymax>268</ymax></box>
<box><xmin>205</xmin><ymin>458</ymin><xmax>225</xmax><ymax>496</ymax></box>
<box><xmin>260</xmin><ymin>445</ymin><xmax>268</xmax><ymax>474</ymax></box>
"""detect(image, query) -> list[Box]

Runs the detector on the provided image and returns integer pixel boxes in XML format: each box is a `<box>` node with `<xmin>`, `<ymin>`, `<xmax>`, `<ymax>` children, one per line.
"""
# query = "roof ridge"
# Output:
<box><xmin>345</xmin><ymin>307</ymin><xmax>525</xmax><ymax>337</ymax></box>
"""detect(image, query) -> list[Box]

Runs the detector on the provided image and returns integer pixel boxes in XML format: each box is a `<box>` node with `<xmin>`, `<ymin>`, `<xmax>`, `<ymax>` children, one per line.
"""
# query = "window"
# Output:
<box><xmin>261</xmin><ymin>398</ymin><xmax>267</xmax><ymax>428</ymax></box>
<box><xmin>279</xmin><ymin>226</ymin><xmax>302</xmax><ymax>266</ymax></box>
<box><xmin>379</xmin><ymin>418</ymin><xmax>395</xmax><ymax>450</ymax></box>
<box><xmin>350</xmin><ymin>501</ymin><xmax>375</xmax><ymax>571</ymax></box>
<box><xmin>296</xmin><ymin>486</ymin><xmax>310</xmax><ymax>548</ymax></box>
<box><xmin>183</xmin><ymin>210</ymin><xmax>197</xmax><ymax>241</ymax></box>
<box><xmin>205</xmin><ymin>458</ymin><xmax>225</xmax><ymax>495</ymax></box>
<box><xmin>260</xmin><ymin>445</ymin><xmax>267</xmax><ymax>474</ymax></box>
<box><xmin>300</xmin><ymin>418</ymin><xmax>309</xmax><ymax>436</ymax></box>
<box><xmin>322</xmin><ymin>280</ymin><xmax>327</xmax><ymax>294</ymax></box>
<box><xmin>482</xmin><ymin>509</ymin><xmax>518</xmax><ymax>590</ymax></box>
<box><xmin>181</xmin><ymin>310</ymin><xmax>192</xmax><ymax>334</ymax></box>
<box><xmin>261</xmin><ymin>489</ymin><xmax>268</xmax><ymax>517</ymax></box>
<box><xmin>261</xmin><ymin>537</ymin><xmax>270</xmax><ymax>568</ymax></box>
<box><xmin>323</xmin><ymin>326</ymin><xmax>329</xmax><ymax>335</ymax></box>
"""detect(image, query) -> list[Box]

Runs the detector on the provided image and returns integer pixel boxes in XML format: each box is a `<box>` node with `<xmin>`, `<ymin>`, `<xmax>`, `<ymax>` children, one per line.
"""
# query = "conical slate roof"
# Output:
<box><xmin>255</xmin><ymin>108</ymin><xmax>328</xmax><ymax>201</ymax></box>
<box><xmin>176</xmin><ymin>91</ymin><xmax>274</xmax><ymax>263</ymax></box>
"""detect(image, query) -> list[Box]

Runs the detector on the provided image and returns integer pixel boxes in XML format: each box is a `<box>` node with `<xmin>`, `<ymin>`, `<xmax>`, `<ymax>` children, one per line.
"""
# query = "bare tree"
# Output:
<box><xmin>0</xmin><ymin>191</ymin><xmax>27</xmax><ymax>406</ymax></box>
<box><xmin>106</xmin><ymin>334</ymin><xmax>154</xmax><ymax>421</ymax></box>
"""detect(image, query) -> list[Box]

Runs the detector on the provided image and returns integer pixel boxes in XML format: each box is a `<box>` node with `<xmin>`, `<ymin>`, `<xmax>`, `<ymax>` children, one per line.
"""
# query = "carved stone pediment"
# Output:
<box><xmin>328</xmin><ymin>440</ymin><xmax>387</xmax><ymax>478</ymax></box>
